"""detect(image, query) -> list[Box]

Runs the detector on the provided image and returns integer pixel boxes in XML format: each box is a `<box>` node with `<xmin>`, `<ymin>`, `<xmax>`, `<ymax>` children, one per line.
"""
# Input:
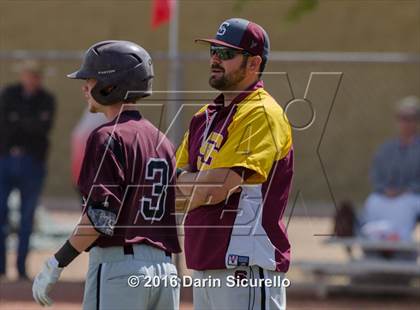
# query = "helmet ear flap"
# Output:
<box><xmin>90</xmin><ymin>81</ymin><xmax>125</xmax><ymax>106</ymax></box>
<box><xmin>100</xmin><ymin>85</ymin><xmax>117</xmax><ymax>97</ymax></box>
<box><xmin>91</xmin><ymin>70</ymin><xmax>153</xmax><ymax>105</ymax></box>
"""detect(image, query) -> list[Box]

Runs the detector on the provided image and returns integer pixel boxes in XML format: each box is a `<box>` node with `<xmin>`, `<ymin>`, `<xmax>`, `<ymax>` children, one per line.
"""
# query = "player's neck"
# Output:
<box><xmin>103</xmin><ymin>103</ymin><xmax>137</xmax><ymax>121</ymax></box>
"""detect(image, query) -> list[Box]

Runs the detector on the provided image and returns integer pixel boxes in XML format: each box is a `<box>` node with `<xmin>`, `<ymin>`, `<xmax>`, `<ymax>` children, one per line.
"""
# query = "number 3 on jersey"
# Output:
<box><xmin>140</xmin><ymin>158</ymin><xmax>169</xmax><ymax>222</ymax></box>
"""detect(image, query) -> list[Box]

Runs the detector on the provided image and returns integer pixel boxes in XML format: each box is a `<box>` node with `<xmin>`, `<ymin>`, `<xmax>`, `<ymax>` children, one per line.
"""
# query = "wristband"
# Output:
<box><xmin>54</xmin><ymin>240</ymin><xmax>80</xmax><ymax>268</ymax></box>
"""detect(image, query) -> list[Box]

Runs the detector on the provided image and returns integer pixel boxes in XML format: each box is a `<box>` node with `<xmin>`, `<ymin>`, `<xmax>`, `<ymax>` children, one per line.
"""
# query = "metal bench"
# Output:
<box><xmin>295</xmin><ymin>238</ymin><xmax>420</xmax><ymax>298</ymax></box>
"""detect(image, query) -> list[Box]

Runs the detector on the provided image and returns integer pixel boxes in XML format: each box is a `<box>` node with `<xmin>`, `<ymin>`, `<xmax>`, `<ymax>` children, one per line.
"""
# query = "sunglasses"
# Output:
<box><xmin>210</xmin><ymin>46</ymin><xmax>250</xmax><ymax>60</ymax></box>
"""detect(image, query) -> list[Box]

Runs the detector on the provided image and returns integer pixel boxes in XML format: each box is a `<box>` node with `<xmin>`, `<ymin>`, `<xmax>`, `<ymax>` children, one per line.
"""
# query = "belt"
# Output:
<box><xmin>123</xmin><ymin>244</ymin><xmax>171</xmax><ymax>258</ymax></box>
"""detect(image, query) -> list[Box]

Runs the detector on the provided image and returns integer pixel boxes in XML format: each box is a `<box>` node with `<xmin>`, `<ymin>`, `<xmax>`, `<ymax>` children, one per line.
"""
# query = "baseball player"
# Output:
<box><xmin>176</xmin><ymin>18</ymin><xmax>293</xmax><ymax>310</ymax></box>
<box><xmin>32</xmin><ymin>40</ymin><xmax>181</xmax><ymax>309</ymax></box>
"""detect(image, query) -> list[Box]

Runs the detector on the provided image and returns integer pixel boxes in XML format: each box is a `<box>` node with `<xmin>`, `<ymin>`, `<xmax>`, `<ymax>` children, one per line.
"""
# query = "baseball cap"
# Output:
<box><xmin>196</xmin><ymin>18</ymin><xmax>270</xmax><ymax>62</ymax></box>
<box><xmin>19</xmin><ymin>59</ymin><xmax>44</xmax><ymax>75</ymax></box>
<box><xmin>396</xmin><ymin>96</ymin><xmax>420</xmax><ymax>119</ymax></box>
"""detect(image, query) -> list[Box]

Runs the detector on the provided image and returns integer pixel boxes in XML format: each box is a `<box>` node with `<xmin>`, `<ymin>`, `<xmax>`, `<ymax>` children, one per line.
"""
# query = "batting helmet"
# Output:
<box><xmin>67</xmin><ymin>40</ymin><xmax>154</xmax><ymax>105</ymax></box>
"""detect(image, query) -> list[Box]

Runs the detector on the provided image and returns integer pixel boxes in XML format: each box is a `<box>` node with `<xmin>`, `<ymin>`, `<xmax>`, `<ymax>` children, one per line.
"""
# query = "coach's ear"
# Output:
<box><xmin>248</xmin><ymin>55</ymin><xmax>262</xmax><ymax>74</ymax></box>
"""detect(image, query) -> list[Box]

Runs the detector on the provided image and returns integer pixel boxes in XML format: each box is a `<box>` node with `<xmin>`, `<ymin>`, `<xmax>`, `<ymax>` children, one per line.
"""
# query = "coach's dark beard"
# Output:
<box><xmin>209</xmin><ymin>58</ymin><xmax>247</xmax><ymax>91</ymax></box>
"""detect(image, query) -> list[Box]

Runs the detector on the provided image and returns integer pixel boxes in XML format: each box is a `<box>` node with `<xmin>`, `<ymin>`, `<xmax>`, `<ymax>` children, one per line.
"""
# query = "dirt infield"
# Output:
<box><xmin>2</xmin><ymin>297</ymin><xmax>420</xmax><ymax>310</ymax></box>
<box><xmin>2</xmin><ymin>213</ymin><xmax>419</xmax><ymax>309</ymax></box>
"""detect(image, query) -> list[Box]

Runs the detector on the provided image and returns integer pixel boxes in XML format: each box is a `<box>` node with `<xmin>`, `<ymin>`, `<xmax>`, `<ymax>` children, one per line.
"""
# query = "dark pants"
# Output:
<box><xmin>0</xmin><ymin>155</ymin><xmax>45</xmax><ymax>276</ymax></box>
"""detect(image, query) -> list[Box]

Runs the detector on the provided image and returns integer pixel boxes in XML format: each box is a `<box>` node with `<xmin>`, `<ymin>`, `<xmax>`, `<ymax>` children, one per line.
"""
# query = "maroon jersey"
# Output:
<box><xmin>78</xmin><ymin>110</ymin><xmax>181</xmax><ymax>254</ymax></box>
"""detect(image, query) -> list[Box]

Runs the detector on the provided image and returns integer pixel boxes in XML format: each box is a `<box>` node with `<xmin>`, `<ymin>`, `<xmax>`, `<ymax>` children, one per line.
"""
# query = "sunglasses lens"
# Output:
<box><xmin>210</xmin><ymin>47</ymin><xmax>236</xmax><ymax>60</ymax></box>
<box><xmin>223</xmin><ymin>50</ymin><xmax>235</xmax><ymax>60</ymax></box>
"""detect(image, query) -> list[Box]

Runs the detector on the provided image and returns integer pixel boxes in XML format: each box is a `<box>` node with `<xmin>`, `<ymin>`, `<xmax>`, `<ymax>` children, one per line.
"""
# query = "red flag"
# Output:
<box><xmin>151</xmin><ymin>0</ymin><xmax>172</xmax><ymax>29</ymax></box>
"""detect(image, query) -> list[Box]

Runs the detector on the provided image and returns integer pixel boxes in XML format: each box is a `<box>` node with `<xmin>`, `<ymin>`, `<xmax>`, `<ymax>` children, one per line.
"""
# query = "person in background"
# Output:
<box><xmin>361</xmin><ymin>96</ymin><xmax>420</xmax><ymax>242</ymax></box>
<box><xmin>0</xmin><ymin>60</ymin><xmax>56</xmax><ymax>280</ymax></box>
<box><xmin>70</xmin><ymin>108</ymin><xmax>107</xmax><ymax>186</ymax></box>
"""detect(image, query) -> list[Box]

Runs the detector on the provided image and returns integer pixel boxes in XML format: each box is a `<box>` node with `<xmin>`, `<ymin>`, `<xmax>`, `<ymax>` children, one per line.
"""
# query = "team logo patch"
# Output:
<box><xmin>228</xmin><ymin>254</ymin><xmax>249</xmax><ymax>267</ymax></box>
<box><xmin>228</xmin><ymin>255</ymin><xmax>238</xmax><ymax>266</ymax></box>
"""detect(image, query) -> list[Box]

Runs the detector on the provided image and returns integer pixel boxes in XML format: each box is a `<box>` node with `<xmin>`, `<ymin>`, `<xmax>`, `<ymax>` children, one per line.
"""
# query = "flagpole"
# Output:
<box><xmin>166</xmin><ymin>0</ymin><xmax>183</xmax><ymax>278</ymax></box>
<box><xmin>166</xmin><ymin>0</ymin><xmax>182</xmax><ymax>145</ymax></box>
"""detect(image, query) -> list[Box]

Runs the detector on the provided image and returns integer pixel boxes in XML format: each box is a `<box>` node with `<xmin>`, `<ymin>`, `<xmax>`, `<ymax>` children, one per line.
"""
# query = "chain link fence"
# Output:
<box><xmin>1</xmin><ymin>51</ymin><xmax>419</xmax><ymax>207</ymax></box>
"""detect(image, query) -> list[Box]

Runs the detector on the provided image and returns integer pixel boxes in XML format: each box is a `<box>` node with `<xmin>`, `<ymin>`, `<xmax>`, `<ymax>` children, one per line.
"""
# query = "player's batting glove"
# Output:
<box><xmin>32</xmin><ymin>256</ymin><xmax>63</xmax><ymax>307</ymax></box>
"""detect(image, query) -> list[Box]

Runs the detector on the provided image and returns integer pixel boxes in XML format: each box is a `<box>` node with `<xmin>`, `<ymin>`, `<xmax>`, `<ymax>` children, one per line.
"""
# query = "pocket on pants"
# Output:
<box><xmin>104</xmin><ymin>260</ymin><xmax>147</xmax><ymax>281</ymax></box>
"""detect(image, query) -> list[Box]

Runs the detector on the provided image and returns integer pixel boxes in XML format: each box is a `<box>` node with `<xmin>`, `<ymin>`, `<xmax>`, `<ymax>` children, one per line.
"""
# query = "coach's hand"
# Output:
<box><xmin>32</xmin><ymin>256</ymin><xmax>63</xmax><ymax>307</ymax></box>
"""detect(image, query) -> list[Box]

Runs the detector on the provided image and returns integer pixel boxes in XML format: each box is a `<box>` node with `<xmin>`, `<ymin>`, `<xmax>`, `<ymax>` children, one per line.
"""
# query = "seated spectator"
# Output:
<box><xmin>360</xmin><ymin>96</ymin><xmax>420</xmax><ymax>242</ymax></box>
